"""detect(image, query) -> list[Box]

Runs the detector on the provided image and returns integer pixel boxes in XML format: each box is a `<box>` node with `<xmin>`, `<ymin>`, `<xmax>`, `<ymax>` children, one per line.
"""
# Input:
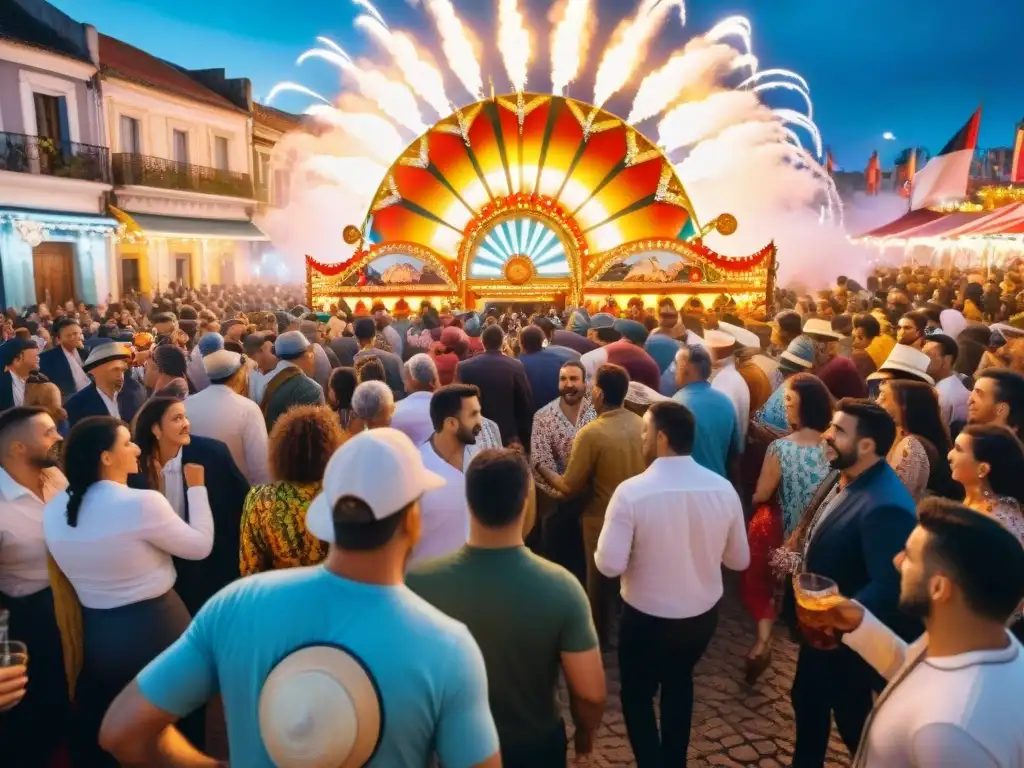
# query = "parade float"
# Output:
<box><xmin>306</xmin><ymin>93</ymin><xmax>776</xmax><ymax>313</ymax></box>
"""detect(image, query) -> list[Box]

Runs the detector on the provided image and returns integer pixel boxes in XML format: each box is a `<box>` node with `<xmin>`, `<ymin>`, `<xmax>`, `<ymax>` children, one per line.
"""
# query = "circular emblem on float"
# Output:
<box><xmin>504</xmin><ymin>255</ymin><xmax>535</xmax><ymax>285</ymax></box>
<box><xmin>688</xmin><ymin>267</ymin><xmax>704</xmax><ymax>283</ymax></box>
<box><xmin>715</xmin><ymin>213</ymin><xmax>737</xmax><ymax>236</ymax></box>
<box><xmin>342</xmin><ymin>225</ymin><xmax>363</xmax><ymax>245</ymax></box>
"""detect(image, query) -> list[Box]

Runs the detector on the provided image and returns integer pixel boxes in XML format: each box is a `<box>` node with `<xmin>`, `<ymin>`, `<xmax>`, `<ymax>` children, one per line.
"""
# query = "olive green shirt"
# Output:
<box><xmin>561</xmin><ymin>407</ymin><xmax>646</xmax><ymax>521</ymax></box>
<box><xmin>407</xmin><ymin>546</ymin><xmax>597</xmax><ymax>748</ymax></box>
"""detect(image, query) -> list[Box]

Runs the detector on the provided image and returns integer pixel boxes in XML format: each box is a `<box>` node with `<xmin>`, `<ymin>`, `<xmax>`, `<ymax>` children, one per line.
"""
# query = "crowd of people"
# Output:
<box><xmin>0</xmin><ymin>265</ymin><xmax>1023</xmax><ymax>767</ymax></box>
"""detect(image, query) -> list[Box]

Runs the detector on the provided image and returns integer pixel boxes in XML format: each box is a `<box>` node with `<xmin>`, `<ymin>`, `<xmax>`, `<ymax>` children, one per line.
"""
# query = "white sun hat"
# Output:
<box><xmin>259</xmin><ymin>645</ymin><xmax>382</xmax><ymax>767</ymax></box>
<box><xmin>867</xmin><ymin>344</ymin><xmax>935</xmax><ymax>386</ymax></box>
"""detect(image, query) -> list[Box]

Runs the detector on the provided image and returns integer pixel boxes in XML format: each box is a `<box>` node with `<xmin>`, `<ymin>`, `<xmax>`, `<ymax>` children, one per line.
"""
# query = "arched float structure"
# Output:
<box><xmin>307</xmin><ymin>93</ymin><xmax>776</xmax><ymax>313</ymax></box>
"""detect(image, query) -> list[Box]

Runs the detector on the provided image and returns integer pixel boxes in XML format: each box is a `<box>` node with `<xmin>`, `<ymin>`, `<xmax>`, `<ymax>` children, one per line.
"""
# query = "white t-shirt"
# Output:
<box><xmin>414</xmin><ymin>440</ymin><xmax>470</xmax><ymax>566</ymax></box>
<box><xmin>845</xmin><ymin>607</ymin><xmax>1024</xmax><ymax>767</ymax></box>
<box><xmin>935</xmin><ymin>374</ymin><xmax>970</xmax><ymax>427</ymax></box>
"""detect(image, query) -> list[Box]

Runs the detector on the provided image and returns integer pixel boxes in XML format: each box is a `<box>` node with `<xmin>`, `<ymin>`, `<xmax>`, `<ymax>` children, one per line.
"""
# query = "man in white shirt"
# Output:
<box><xmin>0</xmin><ymin>406</ymin><xmax>71</xmax><ymax>766</ymax></box>
<box><xmin>704</xmin><ymin>330</ymin><xmax>750</xmax><ymax>443</ymax></box>
<box><xmin>414</xmin><ymin>384</ymin><xmax>483</xmax><ymax>565</ymax></box>
<box><xmin>391</xmin><ymin>354</ymin><xmax>439</xmax><ymax>446</ymax></box>
<box><xmin>243</xmin><ymin>331</ymin><xmax>278</xmax><ymax>403</ymax></box>
<box><xmin>1</xmin><ymin>338</ymin><xmax>40</xmax><ymax>410</ymax></box>
<box><xmin>596</xmin><ymin>400</ymin><xmax>749</xmax><ymax>766</ymax></box>
<box><xmin>185</xmin><ymin>350</ymin><xmax>271</xmax><ymax>486</ymax></box>
<box><xmin>818</xmin><ymin>497</ymin><xmax>1024</xmax><ymax>768</ymax></box>
<box><xmin>923</xmin><ymin>334</ymin><xmax>969</xmax><ymax>431</ymax></box>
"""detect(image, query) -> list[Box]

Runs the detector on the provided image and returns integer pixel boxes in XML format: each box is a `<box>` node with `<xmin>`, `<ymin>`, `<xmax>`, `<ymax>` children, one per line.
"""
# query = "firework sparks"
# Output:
<box><xmin>350</xmin><ymin>0</ymin><xmax>388</xmax><ymax>28</ymax></box>
<box><xmin>628</xmin><ymin>40</ymin><xmax>736</xmax><ymax>125</ymax></box>
<box><xmin>751</xmin><ymin>81</ymin><xmax>814</xmax><ymax>119</ymax></box>
<box><xmin>497</xmin><ymin>0</ymin><xmax>531</xmax><ymax>93</ymax></box>
<box><xmin>265</xmin><ymin>81</ymin><xmax>330</xmax><ymax>106</ymax></box>
<box><xmin>423</xmin><ymin>0</ymin><xmax>483</xmax><ymax>99</ymax></box>
<box><xmin>356</xmin><ymin>15</ymin><xmax>451</xmax><ymax>118</ymax></box>
<box><xmin>592</xmin><ymin>0</ymin><xmax>685</xmax><ymax>108</ymax></box>
<box><xmin>549</xmin><ymin>0</ymin><xmax>593</xmax><ymax>95</ymax></box>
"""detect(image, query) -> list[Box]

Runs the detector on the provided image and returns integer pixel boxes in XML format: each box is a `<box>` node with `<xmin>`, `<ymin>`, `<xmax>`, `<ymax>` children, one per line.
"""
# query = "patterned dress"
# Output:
<box><xmin>978</xmin><ymin>497</ymin><xmax>1024</xmax><ymax>626</ymax></box>
<box><xmin>530</xmin><ymin>396</ymin><xmax>597</xmax><ymax>497</ymax></box>
<box><xmin>239</xmin><ymin>481</ymin><xmax>328</xmax><ymax>575</ymax></box>
<box><xmin>769</xmin><ymin>438</ymin><xmax>832</xmax><ymax>536</ymax></box>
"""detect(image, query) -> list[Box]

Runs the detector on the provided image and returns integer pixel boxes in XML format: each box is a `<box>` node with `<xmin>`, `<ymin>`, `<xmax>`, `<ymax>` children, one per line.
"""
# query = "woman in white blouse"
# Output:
<box><xmin>43</xmin><ymin>415</ymin><xmax>213</xmax><ymax>767</ymax></box>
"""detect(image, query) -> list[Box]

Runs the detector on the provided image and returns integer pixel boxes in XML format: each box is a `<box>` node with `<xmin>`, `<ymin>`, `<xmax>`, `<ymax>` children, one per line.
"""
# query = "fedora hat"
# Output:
<box><xmin>801</xmin><ymin>318</ymin><xmax>843</xmax><ymax>340</ymax></box>
<box><xmin>867</xmin><ymin>344</ymin><xmax>934</xmax><ymax>385</ymax></box>
<box><xmin>83</xmin><ymin>342</ymin><xmax>132</xmax><ymax>373</ymax></box>
<box><xmin>259</xmin><ymin>645</ymin><xmax>382</xmax><ymax>767</ymax></box>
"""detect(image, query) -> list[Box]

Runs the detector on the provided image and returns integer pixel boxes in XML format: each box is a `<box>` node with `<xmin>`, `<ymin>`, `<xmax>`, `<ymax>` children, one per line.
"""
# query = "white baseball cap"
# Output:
<box><xmin>305</xmin><ymin>428</ymin><xmax>445</xmax><ymax>542</ymax></box>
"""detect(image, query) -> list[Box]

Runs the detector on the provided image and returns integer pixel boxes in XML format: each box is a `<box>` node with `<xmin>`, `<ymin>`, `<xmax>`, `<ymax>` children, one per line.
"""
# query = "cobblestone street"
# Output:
<box><xmin>568</xmin><ymin>578</ymin><xmax>852</xmax><ymax>768</ymax></box>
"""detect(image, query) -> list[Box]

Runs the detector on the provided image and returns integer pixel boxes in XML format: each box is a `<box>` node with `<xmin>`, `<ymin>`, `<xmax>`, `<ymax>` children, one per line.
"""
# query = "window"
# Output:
<box><xmin>213</xmin><ymin>136</ymin><xmax>229</xmax><ymax>171</ymax></box>
<box><xmin>120</xmin><ymin>116</ymin><xmax>141</xmax><ymax>154</ymax></box>
<box><xmin>172</xmin><ymin>130</ymin><xmax>189</xmax><ymax>164</ymax></box>
<box><xmin>34</xmin><ymin>93</ymin><xmax>67</xmax><ymax>143</ymax></box>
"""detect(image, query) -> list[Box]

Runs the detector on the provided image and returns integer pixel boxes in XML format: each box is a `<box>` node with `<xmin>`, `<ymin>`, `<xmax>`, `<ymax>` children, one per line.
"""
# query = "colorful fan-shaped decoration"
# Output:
<box><xmin>365</xmin><ymin>94</ymin><xmax>697</xmax><ymax>268</ymax></box>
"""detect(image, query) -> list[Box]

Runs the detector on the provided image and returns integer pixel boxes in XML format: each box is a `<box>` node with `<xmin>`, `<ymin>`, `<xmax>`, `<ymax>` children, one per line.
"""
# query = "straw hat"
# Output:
<box><xmin>83</xmin><ymin>342</ymin><xmax>132</xmax><ymax>373</ymax></box>
<box><xmin>867</xmin><ymin>344</ymin><xmax>934</xmax><ymax>385</ymax></box>
<box><xmin>259</xmin><ymin>645</ymin><xmax>382</xmax><ymax>767</ymax></box>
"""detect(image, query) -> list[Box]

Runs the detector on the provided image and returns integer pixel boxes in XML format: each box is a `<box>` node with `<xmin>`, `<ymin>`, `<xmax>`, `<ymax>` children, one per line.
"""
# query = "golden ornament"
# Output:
<box><xmin>343</xmin><ymin>225</ymin><xmax>363</xmax><ymax>245</ymax></box>
<box><xmin>504</xmin><ymin>255</ymin><xmax>535</xmax><ymax>285</ymax></box>
<box><xmin>716</xmin><ymin>213</ymin><xmax>738</xmax><ymax>236</ymax></box>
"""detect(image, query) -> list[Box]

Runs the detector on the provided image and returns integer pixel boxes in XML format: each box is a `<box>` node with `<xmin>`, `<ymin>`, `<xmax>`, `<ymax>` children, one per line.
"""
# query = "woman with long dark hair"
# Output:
<box><xmin>328</xmin><ymin>366</ymin><xmax>358</xmax><ymax>431</ymax></box>
<box><xmin>42</xmin><ymin>416</ymin><xmax>213</xmax><ymax>765</ymax></box>
<box><xmin>949</xmin><ymin>424</ymin><xmax>1024</xmax><ymax>639</ymax></box>
<box><xmin>877</xmin><ymin>379</ymin><xmax>957</xmax><ymax>500</ymax></box>
<box><xmin>741</xmin><ymin>373</ymin><xmax>834</xmax><ymax>681</ymax></box>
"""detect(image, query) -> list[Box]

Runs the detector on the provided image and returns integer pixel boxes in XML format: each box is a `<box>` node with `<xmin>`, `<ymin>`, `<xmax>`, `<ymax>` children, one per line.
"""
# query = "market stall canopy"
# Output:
<box><xmin>940</xmin><ymin>202</ymin><xmax>1024</xmax><ymax>238</ymax></box>
<box><xmin>866</xmin><ymin>210</ymin><xmax>987</xmax><ymax>242</ymax></box>
<box><xmin>857</xmin><ymin>209</ymin><xmax>946</xmax><ymax>239</ymax></box>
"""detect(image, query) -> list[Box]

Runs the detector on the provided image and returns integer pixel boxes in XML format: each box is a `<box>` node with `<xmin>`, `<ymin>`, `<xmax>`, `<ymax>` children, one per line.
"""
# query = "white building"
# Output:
<box><xmin>100</xmin><ymin>33</ymin><xmax>266</xmax><ymax>295</ymax></box>
<box><xmin>0</xmin><ymin>0</ymin><xmax>118</xmax><ymax>310</ymax></box>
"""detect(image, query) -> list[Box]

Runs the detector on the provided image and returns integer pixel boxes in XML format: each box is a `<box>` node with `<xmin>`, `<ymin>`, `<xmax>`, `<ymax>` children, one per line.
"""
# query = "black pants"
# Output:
<box><xmin>0</xmin><ymin>588</ymin><xmax>71</xmax><ymax>768</ymax></box>
<box><xmin>618</xmin><ymin>601</ymin><xmax>718</xmax><ymax>767</ymax></box>
<box><xmin>790</xmin><ymin>643</ymin><xmax>878</xmax><ymax>768</ymax></box>
<box><xmin>501</xmin><ymin>721</ymin><xmax>568</xmax><ymax>768</ymax></box>
<box><xmin>540</xmin><ymin>494</ymin><xmax>586</xmax><ymax>587</ymax></box>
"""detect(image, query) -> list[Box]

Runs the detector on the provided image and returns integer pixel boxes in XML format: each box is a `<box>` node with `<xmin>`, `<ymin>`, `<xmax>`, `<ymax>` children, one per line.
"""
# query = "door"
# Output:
<box><xmin>213</xmin><ymin>136</ymin><xmax>229</xmax><ymax>171</ymax></box>
<box><xmin>174</xmin><ymin>254</ymin><xmax>192</xmax><ymax>286</ymax></box>
<box><xmin>121</xmin><ymin>258</ymin><xmax>141</xmax><ymax>294</ymax></box>
<box><xmin>32</xmin><ymin>242</ymin><xmax>76</xmax><ymax>307</ymax></box>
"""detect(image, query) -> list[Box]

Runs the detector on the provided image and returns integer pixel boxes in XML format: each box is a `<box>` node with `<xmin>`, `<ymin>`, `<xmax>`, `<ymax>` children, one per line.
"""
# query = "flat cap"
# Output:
<box><xmin>275</xmin><ymin>330</ymin><xmax>310</xmax><ymax>358</ymax></box>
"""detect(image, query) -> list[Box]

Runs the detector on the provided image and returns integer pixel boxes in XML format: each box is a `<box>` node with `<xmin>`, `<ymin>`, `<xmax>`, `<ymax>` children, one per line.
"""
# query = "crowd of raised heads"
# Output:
<box><xmin>1</xmin><ymin>262</ymin><xmax>1023</xmax><ymax>768</ymax></box>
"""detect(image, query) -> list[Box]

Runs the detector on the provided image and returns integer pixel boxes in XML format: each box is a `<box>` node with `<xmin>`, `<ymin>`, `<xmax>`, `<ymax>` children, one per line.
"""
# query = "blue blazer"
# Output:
<box><xmin>39</xmin><ymin>346</ymin><xmax>87</xmax><ymax>401</ymax></box>
<box><xmin>0</xmin><ymin>371</ymin><xmax>12</xmax><ymax>412</ymax></box>
<box><xmin>803</xmin><ymin>459</ymin><xmax>920</xmax><ymax>641</ymax></box>
<box><xmin>128</xmin><ymin>435</ymin><xmax>250</xmax><ymax>616</ymax></box>
<box><xmin>65</xmin><ymin>378</ymin><xmax>147</xmax><ymax>428</ymax></box>
<box><xmin>519</xmin><ymin>349</ymin><xmax>566</xmax><ymax>415</ymax></box>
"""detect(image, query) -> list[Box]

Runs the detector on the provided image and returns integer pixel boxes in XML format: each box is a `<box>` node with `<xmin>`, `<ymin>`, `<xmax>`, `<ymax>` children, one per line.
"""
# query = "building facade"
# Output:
<box><xmin>101</xmin><ymin>34</ymin><xmax>266</xmax><ymax>295</ymax></box>
<box><xmin>0</xmin><ymin>0</ymin><xmax>118</xmax><ymax>309</ymax></box>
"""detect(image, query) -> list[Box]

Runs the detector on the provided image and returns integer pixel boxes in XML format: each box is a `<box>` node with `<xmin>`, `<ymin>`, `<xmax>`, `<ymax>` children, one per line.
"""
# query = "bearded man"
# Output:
<box><xmin>0</xmin><ymin>407</ymin><xmax>71</xmax><ymax>766</ymax></box>
<box><xmin>787</xmin><ymin>399</ymin><xmax>919</xmax><ymax>768</ymax></box>
<box><xmin>415</xmin><ymin>384</ymin><xmax>485</xmax><ymax>566</ymax></box>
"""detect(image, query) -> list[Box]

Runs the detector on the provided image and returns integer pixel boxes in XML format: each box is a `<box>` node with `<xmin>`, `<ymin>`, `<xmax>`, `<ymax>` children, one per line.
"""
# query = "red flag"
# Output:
<box><xmin>866</xmin><ymin>151</ymin><xmax>881</xmax><ymax>195</ymax></box>
<box><xmin>825</xmin><ymin>149</ymin><xmax>835</xmax><ymax>175</ymax></box>
<box><xmin>911</xmin><ymin>107</ymin><xmax>981</xmax><ymax>210</ymax></box>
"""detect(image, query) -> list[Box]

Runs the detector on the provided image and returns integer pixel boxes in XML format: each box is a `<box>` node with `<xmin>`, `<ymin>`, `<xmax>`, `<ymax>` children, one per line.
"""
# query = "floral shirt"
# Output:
<box><xmin>887</xmin><ymin>434</ymin><xmax>930</xmax><ymax>502</ymax></box>
<box><xmin>755</xmin><ymin>385</ymin><xmax>789</xmax><ymax>431</ymax></box>
<box><xmin>530</xmin><ymin>396</ymin><xmax>597</xmax><ymax>496</ymax></box>
<box><xmin>239</xmin><ymin>481</ymin><xmax>328</xmax><ymax>576</ymax></box>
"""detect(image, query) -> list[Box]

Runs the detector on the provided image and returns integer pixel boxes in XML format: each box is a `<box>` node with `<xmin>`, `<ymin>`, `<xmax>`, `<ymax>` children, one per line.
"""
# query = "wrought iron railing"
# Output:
<box><xmin>112</xmin><ymin>152</ymin><xmax>254</xmax><ymax>198</ymax></box>
<box><xmin>0</xmin><ymin>131</ymin><xmax>110</xmax><ymax>182</ymax></box>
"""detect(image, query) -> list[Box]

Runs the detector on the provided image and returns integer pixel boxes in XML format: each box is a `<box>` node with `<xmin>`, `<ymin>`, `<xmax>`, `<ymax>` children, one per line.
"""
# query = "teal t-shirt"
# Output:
<box><xmin>407</xmin><ymin>546</ymin><xmax>598</xmax><ymax>749</ymax></box>
<box><xmin>138</xmin><ymin>567</ymin><xmax>499</xmax><ymax>767</ymax></box>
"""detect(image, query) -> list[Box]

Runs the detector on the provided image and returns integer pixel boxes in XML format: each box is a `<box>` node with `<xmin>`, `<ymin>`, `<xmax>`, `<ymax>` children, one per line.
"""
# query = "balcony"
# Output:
<box><xmin>0</xmin><ymin>131</ymin><xmax>110</xmax><ymax>183</ymax></box>
<box><xmin>112</xmin><ymin>153</ymin><xmax>253</xmax><ymax>199</ymax></box>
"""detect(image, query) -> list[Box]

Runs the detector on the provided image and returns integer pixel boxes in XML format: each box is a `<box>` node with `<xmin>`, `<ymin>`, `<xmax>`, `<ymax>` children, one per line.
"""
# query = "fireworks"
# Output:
<box><xmin>262</xmin><ymin>0</ymin><xmax>845</xmax><ymax>286</ymax></box>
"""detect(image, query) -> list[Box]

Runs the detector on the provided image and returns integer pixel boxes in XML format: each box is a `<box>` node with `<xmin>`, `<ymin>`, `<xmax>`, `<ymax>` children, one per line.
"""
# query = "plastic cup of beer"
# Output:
<box><xmin>0</xmin><ymin>640</ymin><xmax>27</xmax><ymax>670</ymax></box>
<box><xmin>794</xmin><ymin>573</ymin><xmax>845</xmax><ymax>650</ymax></box>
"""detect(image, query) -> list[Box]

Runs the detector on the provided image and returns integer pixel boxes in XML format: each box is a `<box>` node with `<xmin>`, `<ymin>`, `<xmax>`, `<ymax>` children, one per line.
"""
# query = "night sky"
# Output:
<box><xmin>50</xmin><ymin>0</ymin><xmax>1021</xmax><ymax>171</ymax></box>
